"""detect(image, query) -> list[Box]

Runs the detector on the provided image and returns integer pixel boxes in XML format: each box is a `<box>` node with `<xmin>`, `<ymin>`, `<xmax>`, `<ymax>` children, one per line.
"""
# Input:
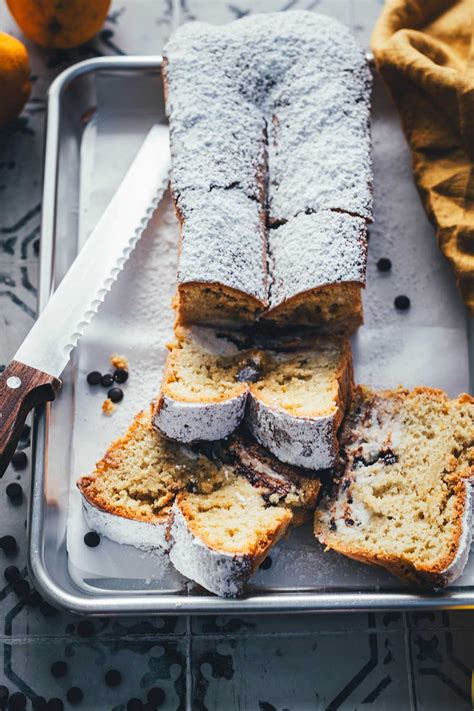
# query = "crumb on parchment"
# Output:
<box><xmin>102</xmin><ymin>398</ymin><xmax>116</xmax><ymax>416</ymax></box>
<box><xmin>110</xmin><ymin>354</ymin><xmax>129</xmax><ymax>371</ymax></box>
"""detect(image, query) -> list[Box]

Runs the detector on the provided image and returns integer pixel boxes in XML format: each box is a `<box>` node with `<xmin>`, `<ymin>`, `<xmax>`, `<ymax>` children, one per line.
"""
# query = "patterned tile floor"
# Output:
<box><xmin>0</xmin><ymin>1</ymin><xmax>473</xmax><ymax>709</ymax></box>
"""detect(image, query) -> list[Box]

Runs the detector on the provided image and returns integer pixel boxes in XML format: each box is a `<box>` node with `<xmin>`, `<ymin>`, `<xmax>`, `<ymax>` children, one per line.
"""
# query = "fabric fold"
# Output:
<box><xmin>371</xmin><ymin>0</ymin><xmax>474</xmax><ymax>313</ymax></box>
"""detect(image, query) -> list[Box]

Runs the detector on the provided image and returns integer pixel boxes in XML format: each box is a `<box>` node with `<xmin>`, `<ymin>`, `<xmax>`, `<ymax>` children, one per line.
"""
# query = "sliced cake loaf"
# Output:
<box><xmin>153</xmin><ymin>326</ymin><xmax>353</xmax><ymax>469</ymax></box>
<box><xmin>78</xmin><ymin>409</ymin><xmax>321</xmax><ymax>596</ymax></box>
<box><xmin>163</xmin><ymin>11</ymin><xmax>372</xmax><ymax>332</ymax></box>
<box><xmin>315</xmin><ymin>386</ymin><xmax>474</xmax><ymax>588</ymax></box>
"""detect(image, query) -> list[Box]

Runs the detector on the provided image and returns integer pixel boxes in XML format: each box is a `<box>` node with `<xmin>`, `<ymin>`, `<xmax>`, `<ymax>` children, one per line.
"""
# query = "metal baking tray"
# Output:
<box><xmin>28</xmin><ymin>56</ymin><xmax>474</xmax><ymax>615</ymax></box>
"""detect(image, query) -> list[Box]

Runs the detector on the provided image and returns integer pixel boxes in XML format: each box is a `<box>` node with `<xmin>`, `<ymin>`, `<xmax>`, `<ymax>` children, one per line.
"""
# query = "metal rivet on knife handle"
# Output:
<box><xmin>0</xmin><ymin>361</ymin><xmax>62</xmax><ymax>478</ymax></box>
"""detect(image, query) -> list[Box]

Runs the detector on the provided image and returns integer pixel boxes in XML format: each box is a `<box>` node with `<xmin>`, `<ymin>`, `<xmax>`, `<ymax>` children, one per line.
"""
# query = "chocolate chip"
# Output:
<box><xmin>84</xmin><ymin>531</ymin><xmax>100</xmax><ymax>548</ymax></box>
<box><xmin>86</xmin><ymin>371</ymin><xmax>101</xmax><ymax>386</ymax></box>
<box><xmin>259</xmin><ymin>556</ymin><xmax>272</xmax><ymax>570</ymax></box>
<box><xmin>4</xmin><ymin>565</ymin><xmax>20</xmax><ymax>584</ymax></box>
<box><xmin>345</xmin><ymin>518</ymin><xmax>355</xmax><ymax>527</ymax></box>
<box><xmin>100</xmin><ymin>373</ymin><xmax>114</xmax><ymax>387</ymax></box>
<box><xmin>77</xmin><ymin>619</ymin><xmax>95</xmax><ymax>637</ymax></box>
<box><xmin>127</xmin><ymin>700</ymin><xmax>143</xmax><ymax>711</ymax></box>
<box><xmin>66</xmin><ymin>688</ymin><xmax>83</xmax><ymax>704</ymax></box>
<box><xmin>382</xmin><ymin>450</ymin><xmax>398</xmax><ymax>465</ymax></box>
<box><xmin>0</xmin><ymin>535</ymin><xmax>17</xmax><ymax>553</ymax></box>
<box><xmin>236</xmin><ymin>364</ymin><xmax>261</xmax><ymax>383</ymax></box>
<box><xmin>104</xmin><ymin>669</ymin><xmax>121</xmax><ymax>687</ymax></box>
<box><xmin>11</xmin><ymin>451</ymin><xmax>27</xmax><ymax>471</ymax></box>
<box><xmin>51</xmin><ymin>661</ymin><xmax>67</xmax><ymax>678</ymax></box>
<box><xmin>20</xmin><ymin>424</ymin><xmax>31</xmax><ymax>441</ymax></box>
<box><xmin>45</xmin><ymin>699</ymin><xmax>64</xmax><ymax>711</ymax></box>
<box><xmin>394</xmin><ymin>295</ymin><xmax>410</xmax><ymax>311</ymax></box>
<box><xmin>107</xmin><ymin>387</ymin><xmax>123</xmax><ymax>403</ymax></box>
<box><xmin>114</xmin><ymin>368</ymin><xmax>128</xmax><ymax>384</ymax></box>
<box><xmin>329</xmin><ymin>518</ymin><xmax>337</xmax><ymax>532</ymax></box>
<box><xmin>377</xmin><ymin>257</ymin><xmax>392</xmax><ymax>272</ymax></box>
<box><xmin>8</xmin><ymin>692</ymin><xmax>26</xmax><ymax>710</ymax></box>
<box><xmin>6</xmin><ymin>483</ymin><xmax>22</xmax><ymax>502</ymax></box>
<box><xmin>147</xmin><ymin>688</ymin><xmax>166</xmax><ymax>707</ymax></box>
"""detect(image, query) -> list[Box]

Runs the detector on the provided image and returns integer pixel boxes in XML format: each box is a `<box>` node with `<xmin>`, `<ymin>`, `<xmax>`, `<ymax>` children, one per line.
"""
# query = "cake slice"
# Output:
<box><xmin>170</xmin><ymin>477</ymin><xmax>292</xmax><ymax>597</ymax></box>
<box><xmin>77</xmin><ymin>409</ymin><xmax>321</xmax><ymax>596</ymax></box>
<box><xmin>246</xmin><ymin>336</ymin><xmax>353</xmax><ymax>469</ymax></box>
<box><xmin>314</xmin><ymin>386</ymin><xmax>474</xmax><ymax>588</ymax></box>
<box><xmin>153</xmin><ymin>326</ymin><xmax>353</xmax><ymax>469</ymax></box>
<box><xmin>77</xmin><ymin>410</ymin><xmax>231</xmax><ymax>552</ymax></box>
<box><xmin>153</xmin><ymin>326</ymin><xmax>248</xmax><ymax>443</ymax></box>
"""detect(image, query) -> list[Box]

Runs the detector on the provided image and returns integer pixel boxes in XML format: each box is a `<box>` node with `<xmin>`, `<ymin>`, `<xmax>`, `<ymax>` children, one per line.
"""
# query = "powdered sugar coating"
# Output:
<box><xmin>169</xmin><ymin>501</ymin><xmax>254</xmax><ymax>597</ymax></box>
<box><xmin>164</xmin><ymin>11</ymin><xmax>371</xmax><ymax>215</ymax></box>
<box><xmin>153</xmin><ymin>392</ymin><xmax>247</xmax><ymax>443</ymax></box>
<box><xmin>81</xmin><ymin>498</ymin><xmax>170</xmax><ymax>554</ymax></box>
<box><xmin>247</xmin><ymin>395</ymin><xmax>339</xmax><ymax>470</ymax></box>
<box><xmin>269</xmin><ymin>72</ymin><xmax>372</xmax><ymax>221</ymax></box>
<box><xmin>177</xmin><ymin>189</ymin><xmax>267</xmax><ymax>303</ymax></box>
<box><xmin>267</xmin><ymin>211</ymin><xmax>368</xmax><ymax>310</ymax></box>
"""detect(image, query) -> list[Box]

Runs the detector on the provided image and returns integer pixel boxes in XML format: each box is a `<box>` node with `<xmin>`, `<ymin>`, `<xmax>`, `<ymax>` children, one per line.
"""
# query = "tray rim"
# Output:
<box><xmin>27</xmin><ymin>55</ymin><xmax>474</xmax><ymax>615</ymax></box>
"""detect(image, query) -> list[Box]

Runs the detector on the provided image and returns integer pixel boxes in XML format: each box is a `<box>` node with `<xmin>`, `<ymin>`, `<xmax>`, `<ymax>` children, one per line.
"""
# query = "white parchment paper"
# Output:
<box><xmin>65</xmin><ymin>73</ymin><xmax>472</xmax><ymax>592</ymax></box>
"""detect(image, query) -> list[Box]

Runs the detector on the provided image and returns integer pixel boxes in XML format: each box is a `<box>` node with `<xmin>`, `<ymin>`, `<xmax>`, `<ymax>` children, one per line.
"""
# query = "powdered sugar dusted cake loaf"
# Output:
<box><xmin>315</xmin><ymin>387</ymin><xmax>474</xmax><ymax>588</ymax></box>
<box><xmin>153</xmin><ymin>326</ymin><xmax>352</xmax><ymax>469</ymax></box>
<box><xmin>163</xmin><ymin>11</ymin><xmax>372</xmax><ymax>331</ymax></box>
<box><xmin>77</xmin><ymin>409</ymin><xmax>320</xmax><ymax>597</ymax></box>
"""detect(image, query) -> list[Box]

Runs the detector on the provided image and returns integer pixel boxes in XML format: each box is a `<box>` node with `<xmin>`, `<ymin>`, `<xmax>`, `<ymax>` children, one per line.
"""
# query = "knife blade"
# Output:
<box><xmin>0</xmin><ymin>124</ymin><xmax>171</xmax><ymax>476</ymax></box>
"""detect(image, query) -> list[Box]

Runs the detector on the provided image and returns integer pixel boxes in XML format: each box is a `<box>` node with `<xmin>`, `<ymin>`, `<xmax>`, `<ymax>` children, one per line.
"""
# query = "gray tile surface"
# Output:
<box><xmin>0</xmin><ymin>1</ymin><xmax>472</xmax><ymax>709</ymax></box>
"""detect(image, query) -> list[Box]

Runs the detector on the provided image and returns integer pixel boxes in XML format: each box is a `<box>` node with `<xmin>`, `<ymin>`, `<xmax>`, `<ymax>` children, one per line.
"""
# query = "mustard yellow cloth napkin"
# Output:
<box><xmin>371</xmin><ymin>0</ymin><xmax>474</xmax><ymax>313</ymax></box>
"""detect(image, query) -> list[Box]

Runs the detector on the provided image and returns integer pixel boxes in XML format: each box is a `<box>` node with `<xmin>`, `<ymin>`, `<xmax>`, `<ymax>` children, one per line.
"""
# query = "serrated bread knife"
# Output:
<box><xmin>0</xmin><ymin>124</ymin><xmax>171</xmax><ymax>476</ymax></box>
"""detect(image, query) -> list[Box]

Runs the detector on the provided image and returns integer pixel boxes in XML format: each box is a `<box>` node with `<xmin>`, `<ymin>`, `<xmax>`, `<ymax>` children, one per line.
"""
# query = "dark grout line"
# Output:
<box><xmin>404</xmin><ymin>612</ymin><xmax>418</xmax><ymax>711</ymax></box>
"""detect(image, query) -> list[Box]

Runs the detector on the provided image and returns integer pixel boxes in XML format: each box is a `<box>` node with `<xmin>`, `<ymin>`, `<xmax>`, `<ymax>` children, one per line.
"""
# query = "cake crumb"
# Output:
<box><xmin>102</xmin><ymin>398</ymin><xmax>116</xmax><ymax>416</ymax></box>
<box><xmin>110</xmin><ymin>354</ymin><xmax>128</xmax><ymax>371</ymax></box>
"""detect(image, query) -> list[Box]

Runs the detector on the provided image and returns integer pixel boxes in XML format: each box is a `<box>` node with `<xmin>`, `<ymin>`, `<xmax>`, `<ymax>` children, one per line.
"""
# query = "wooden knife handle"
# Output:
<box><xmin>0</xmin><ymin>361</ymin><xmax>62</xmax><ymax>477</ymax></box>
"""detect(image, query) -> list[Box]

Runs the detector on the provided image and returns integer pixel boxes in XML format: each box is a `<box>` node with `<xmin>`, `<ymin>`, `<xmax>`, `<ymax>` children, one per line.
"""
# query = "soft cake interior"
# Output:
<box><xmin>249</xmin><ymin>342</ymin><xmax>349</xmax><ymax>418</ymax></box>
<box><xmin>163</xmin><ymin>330</ymin><xmax>244</xmax><ymax>402</ymax></box>
<box><xmin>176</xmin><ymin>476</ymin><xmax>291</xmax><ymax>554</ymax></box>
<box><xmin>78</xmin><ymin>412</ymin><xmax>235</xmax><ymax>521</ymax></box>
<box><xmin>315</xmin><ymin>389</ymin><xmax>474</xmax><ymax>578</ymax></box>
<box><xmin>162</xmin><ymin>328</ymin><xmax>350</xmax><ymax>419</ymax></box>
